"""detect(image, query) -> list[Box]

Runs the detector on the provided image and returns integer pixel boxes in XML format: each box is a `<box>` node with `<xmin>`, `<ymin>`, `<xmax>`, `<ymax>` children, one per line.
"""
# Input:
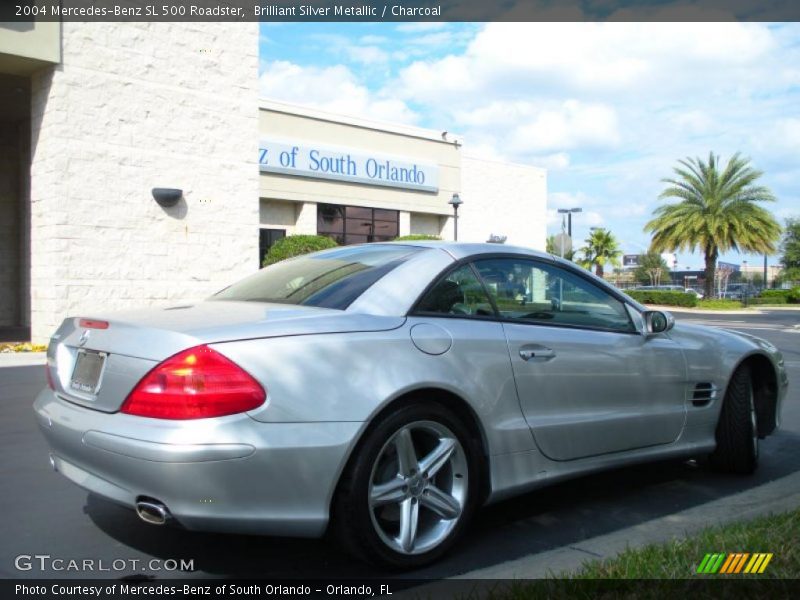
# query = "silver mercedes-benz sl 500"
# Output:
<box><xmin>34</xmin><ymin>242</ymin><xmax>788</xmax><ymax>568</ymax></box>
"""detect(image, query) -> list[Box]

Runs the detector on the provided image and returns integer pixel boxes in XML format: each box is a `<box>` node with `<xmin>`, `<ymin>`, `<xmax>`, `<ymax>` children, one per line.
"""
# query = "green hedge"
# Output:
<box><xmin>759</xmin><ymin>288</ymin><xmax>800</xmax><ymax>303</ymax></box>
<box><xmin>262</xmin><ymin>235</ymin><xmax>338</xmax><ymax>266</ymax></box>
<box><xmin>760</xmin><ymin>289</ymin><xmax>790</xmax><ymax>299</ymax></box>
<box><xmin>625</xmin><ymin>290</ymin><xmax>698</xmax><ymax>307</ymax></box>
<box><xmin>750</xmin><ymin>297</ymin><xmax>788</xmax><ymax>305</ymax></box>
<box><xmin>394</xmin><ymin>234</ymin><xmax>442</xmax><ymax>241</ymax></box>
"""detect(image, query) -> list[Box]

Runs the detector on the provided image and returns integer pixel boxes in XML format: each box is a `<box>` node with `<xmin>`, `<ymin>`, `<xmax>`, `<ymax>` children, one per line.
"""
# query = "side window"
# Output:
<box><xmin>415</xmin><ymin>265</ymin><xmax>496</xmax><ymax>317</ymax></box>
<box><xmin>473</xmin><ymin>258</ymin><xmax>634</xmax><ymax>332</ymax></box>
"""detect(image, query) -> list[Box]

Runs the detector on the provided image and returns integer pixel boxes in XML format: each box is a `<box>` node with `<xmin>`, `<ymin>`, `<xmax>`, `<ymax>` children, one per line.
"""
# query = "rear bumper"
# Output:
<box><xmin>33</xmin><ymin>388</ymin><xmax>362</xmax><ymax>537</ymax></box>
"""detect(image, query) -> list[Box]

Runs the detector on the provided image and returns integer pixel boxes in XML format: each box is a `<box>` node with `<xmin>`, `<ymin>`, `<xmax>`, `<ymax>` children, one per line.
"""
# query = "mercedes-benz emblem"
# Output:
<box><xmin>78</xmin><ymin>330</ymin><xmax>90</xmax><ymax>347</ymax></box>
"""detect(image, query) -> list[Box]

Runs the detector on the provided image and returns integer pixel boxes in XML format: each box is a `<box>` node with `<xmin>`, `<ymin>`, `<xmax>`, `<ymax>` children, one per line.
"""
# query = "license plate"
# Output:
<box><xmin>70</xmin><ymin>350</ymin><xmax>106</xmax><ymax>394</ymax></box>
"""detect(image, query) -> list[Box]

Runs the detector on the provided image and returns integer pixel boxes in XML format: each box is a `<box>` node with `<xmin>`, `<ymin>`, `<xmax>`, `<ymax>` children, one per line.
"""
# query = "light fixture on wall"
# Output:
<box><xmin>152</xmin><ymin>188</ymin><xmax>183</xmax><ymax>207</ymax></box>
<box><xmin>448</xmin><ymin>193</ymin><xmax>463</xmax><ymax>241</ymax></box>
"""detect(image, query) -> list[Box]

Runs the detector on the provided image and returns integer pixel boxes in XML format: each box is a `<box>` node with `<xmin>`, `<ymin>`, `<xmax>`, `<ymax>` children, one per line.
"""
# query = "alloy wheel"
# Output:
<box><xmin>367</xmin><ymin>420</ymin><xmax>468</xmax><ymax>555</ymax></box>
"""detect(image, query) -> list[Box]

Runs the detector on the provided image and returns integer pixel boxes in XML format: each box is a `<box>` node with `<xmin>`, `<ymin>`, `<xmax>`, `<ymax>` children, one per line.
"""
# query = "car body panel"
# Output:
<box><xmin>34</xmin><ymin>388</ymin><xmax>360</xmax><ymax>536</ymax></box>
<box><xmin>503</xmin><ymin>322</ymin><xmax>687</xmax><ymax>460</ymax></box>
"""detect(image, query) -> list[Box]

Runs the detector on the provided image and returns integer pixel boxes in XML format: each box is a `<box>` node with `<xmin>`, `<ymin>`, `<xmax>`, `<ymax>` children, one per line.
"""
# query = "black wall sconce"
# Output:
<box><xmin>152</xmin><ymin>188</ymin><xmax>183</xmax><ymax>207</ymax></box>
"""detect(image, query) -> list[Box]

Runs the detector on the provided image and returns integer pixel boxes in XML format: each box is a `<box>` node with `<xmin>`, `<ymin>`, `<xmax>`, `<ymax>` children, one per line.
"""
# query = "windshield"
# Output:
<box><xmin>211</xmin><ymin>244</ymin><xmax>424</xmax><ymax>309</ymax></box>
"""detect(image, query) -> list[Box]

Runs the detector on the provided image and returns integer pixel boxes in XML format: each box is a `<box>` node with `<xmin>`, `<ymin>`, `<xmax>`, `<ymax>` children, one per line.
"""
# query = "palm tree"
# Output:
<box><xmin>579</xmin><ymin>228</ymin><xmax>621</xmax><ymax>277</ymax></box>
<box><xmin>645</xmin><ymin>153</ymin><xmax>781</xmax><ymax>298</ymax></box>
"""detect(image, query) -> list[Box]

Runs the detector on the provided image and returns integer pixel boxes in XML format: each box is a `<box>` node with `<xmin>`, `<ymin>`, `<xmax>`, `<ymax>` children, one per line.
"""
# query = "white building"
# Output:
<box><xmin>0</xmin><ymin>23</ymin><xmax>547</xmax><ymax>343</ymax></box>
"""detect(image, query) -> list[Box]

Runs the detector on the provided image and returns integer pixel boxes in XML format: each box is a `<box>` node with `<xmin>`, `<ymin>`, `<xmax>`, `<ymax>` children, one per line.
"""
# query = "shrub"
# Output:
<box><xmin>750</xmin><ymin>297</ymin><xmax>788</xmax><ymax>305</ymax></box>
<box><xmin>758</xmin><ymin>288</ymin><xmax>800</xmax><ymax>303</ymax></box>
<box><xmin>394</xmin><ymin>234</ymin><xmax>442</xmax><ymax>241</ymax></box>
<box><xmin>624</xmin><ymin>290</ymin><xmax>698</xmax><ymax>307</ymax></box>
<box><xmin>759</xmin><ymin>289</ymin><xmax>791</xmax><ymax>299</ymax></box>
<box><xmin>262</xmin><ymin>235</ymin><xmax>338</xmax><ymax>266</ymax></box>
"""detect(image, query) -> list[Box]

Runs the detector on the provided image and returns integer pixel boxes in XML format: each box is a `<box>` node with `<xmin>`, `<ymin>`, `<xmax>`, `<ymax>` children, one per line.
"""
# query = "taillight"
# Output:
<box><xmin>79</xmin><ymin>318</ymin><xmax>109</xmax><ymax>329</ymax></box>
<box><xmin>45</xmin><ymin>363</ymin><xmax>56</xmax><ymax>390</ymax></box>
<box><xmin>120</xmin><ymin>345</ymin><xmax>266</xmax><ymax>419</ymax></box>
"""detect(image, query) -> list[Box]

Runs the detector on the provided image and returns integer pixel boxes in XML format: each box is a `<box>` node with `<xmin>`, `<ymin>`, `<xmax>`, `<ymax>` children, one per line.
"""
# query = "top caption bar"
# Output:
<box><xmin>2</xmin><ymin>0</ymin><xmax>800</xmax><ymax>22</ymax></box>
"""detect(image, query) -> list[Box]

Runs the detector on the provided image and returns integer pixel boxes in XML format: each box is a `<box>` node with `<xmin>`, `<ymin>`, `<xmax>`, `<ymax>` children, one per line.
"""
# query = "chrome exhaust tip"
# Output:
<box><xmin>135</xmin><ymin>499</ymin><xmax>171</xmax><ymax>525</ymax></box>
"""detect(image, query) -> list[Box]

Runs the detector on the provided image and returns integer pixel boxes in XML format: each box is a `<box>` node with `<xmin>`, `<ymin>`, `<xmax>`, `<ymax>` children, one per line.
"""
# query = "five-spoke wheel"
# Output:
<box><xmin>368</xmin><ymin>421</ymin><xmax>468</xmax><ymax>555</ymax></box>
<box><xmin>332</xmin><ymin>402</ymin><xmax>477</xmax><ymax>568</ymax></box>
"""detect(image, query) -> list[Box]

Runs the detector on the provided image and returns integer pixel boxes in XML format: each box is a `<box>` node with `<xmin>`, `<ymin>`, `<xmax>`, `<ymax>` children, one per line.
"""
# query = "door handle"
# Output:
<box><xmin>519</xmin><ymin>347</ymin><xmax>555</xmax><ymax>361</ymax></box>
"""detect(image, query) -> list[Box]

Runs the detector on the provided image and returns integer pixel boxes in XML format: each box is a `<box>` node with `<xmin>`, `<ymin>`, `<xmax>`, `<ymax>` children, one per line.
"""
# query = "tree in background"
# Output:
<box><xmin>546</xmin><ymin>234</ymin><xmax>575</xmax><ymax>260</ymax></box>
<box><xmin>633</xmin><ymin>252</ymin><xmax>671</xmax><ymax>285</ymax></box>
<box><xmin>780</xmin><ymin>218</ymin><xmax>800</xmax><ymax>282</ymax></box>
<box><xmin>578</xmin><ymin>228</ymin><xmax>621</xmax><ymax>277</ymax></box>
<box><xmin>645</xmin><ymin>152</ymin><xmax>781</xmax><ymax>298</ymax></box>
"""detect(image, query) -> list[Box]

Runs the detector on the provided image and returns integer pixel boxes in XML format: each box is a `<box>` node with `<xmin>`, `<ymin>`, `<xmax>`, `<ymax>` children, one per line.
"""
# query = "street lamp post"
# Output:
<box><xmin>567</xmin><ymin>207</ymin><xmax>582</xmax><ymax>237</ymax></box>
<box><xmin>449</xmin><ymin>193</ymin><xmax>463</xmax><ymax>241</ymax></box>
<box><xmin>557</xmin><ymin>208</ymin><xmax>582</xmax><ymax>258</ymax></box>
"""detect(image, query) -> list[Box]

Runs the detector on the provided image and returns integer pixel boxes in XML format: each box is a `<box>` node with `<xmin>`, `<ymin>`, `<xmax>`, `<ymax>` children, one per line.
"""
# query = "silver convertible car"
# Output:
<box><xmin>34</xmin><ymin>242</ymin><xmax>788</xmax><ymax>568</ymax></box>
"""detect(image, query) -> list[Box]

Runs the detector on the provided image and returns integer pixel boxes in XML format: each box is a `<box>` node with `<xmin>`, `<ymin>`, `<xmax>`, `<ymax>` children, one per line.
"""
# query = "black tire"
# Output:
<box><xmin>331</xmin><ymin>401</ymin><xmax>480</xmax><ymax>569</ymax></box>
<box><xmin>709</xmin><ymin>365</ymin><xmax>759</xmax><ymax>474</ymax></box>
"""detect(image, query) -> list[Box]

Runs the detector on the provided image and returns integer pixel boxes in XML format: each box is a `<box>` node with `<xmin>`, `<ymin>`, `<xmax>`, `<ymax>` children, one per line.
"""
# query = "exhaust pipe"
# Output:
<box><xmin>135</xmin><ymin>499</ymin><xmax>171</xmax><ymax>525</ymax></box>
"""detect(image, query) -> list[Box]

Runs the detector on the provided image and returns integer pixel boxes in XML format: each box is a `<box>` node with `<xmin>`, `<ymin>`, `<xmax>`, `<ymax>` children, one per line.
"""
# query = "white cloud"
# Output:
<box><xmin>259</xmin><ymin>61</ymin><xmax>418</xmax><ymax>124</ymax></box>
<box><xmin>395</xmin><ymin>22</ymin><xmax>777</xmax><ymax>106</ymax></box>
<box><xmin>345</xmin><ymin>45</ymin><xmax>389</xmax><ymax>65</ymax></box>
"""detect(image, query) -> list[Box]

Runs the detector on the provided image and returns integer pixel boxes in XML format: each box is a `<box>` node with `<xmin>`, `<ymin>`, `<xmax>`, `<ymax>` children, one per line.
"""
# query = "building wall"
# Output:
<box><xmin>28</xmin><ymin>22</ymin><xmax>259</xmax><ymax>342</ymax></box>
<box><xmin>259</xmin><ymin>104</ymin><xmax>460</xmax><ymax>217</ymax></box>
<box><xmin>259</xmin><ymin>199</ymin><xmax>298</xmax><ymax>233</ymax></box>
<box><xmin>0</xmin><ymin>123</ymin><xmax>21</xmax><ymax>326</ymax></box>
<box><xmin>410</xmin><ymin>212</ymin><xmax>444</xmax><ymax>237</ymax></box>
<box><xmin>459</xmin><ymin>155</ymin><xmax>547</xmax><ymax>250</ymax></box>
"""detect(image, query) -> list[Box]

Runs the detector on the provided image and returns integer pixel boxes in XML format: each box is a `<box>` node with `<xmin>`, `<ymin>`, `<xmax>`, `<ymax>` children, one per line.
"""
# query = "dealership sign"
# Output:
<box><xmin>623</xmin><ymin>254</ymin><xmax>640</xmax><ymax>267</ymax></box>
<box><xmin>259</xmin><ymin>139</ymin><xmax>439</xmax><ymax>193</ymax></box>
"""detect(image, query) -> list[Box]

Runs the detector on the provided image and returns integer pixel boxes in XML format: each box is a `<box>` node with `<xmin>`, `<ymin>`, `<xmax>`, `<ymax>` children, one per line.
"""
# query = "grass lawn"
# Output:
<box><xmin>474</xmin><ymin>509</ymin><xmax>799</xmax><ymax>600</ymax></box>
<box><xmin>565</xmin><ymin>507</ymin><xmax>799</xmax><ymax>579</ymax></box>
<box><xmin>695</xmin><ymin>299</ymin><xmax>746</xmax><ymax>310</ymax></box>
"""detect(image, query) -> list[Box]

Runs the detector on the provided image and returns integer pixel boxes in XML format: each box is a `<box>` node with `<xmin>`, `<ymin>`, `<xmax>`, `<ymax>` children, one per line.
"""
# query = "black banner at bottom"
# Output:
<box><xmin>6</xmin><ymin>578</ymin><xmax>800</xmax><ymax>600</ymax></box>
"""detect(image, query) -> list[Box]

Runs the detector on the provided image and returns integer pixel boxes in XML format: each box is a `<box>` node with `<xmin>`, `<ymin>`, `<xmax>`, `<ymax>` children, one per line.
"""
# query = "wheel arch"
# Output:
<box><xmin>731</xmin><ymin>353</ymin><xmax>779</xmax><ymax>437</ymax></box>
<box><xmin>330</xmin><ymin>387</ymin><xmax>492</xmax><ymax>517</ymax></box>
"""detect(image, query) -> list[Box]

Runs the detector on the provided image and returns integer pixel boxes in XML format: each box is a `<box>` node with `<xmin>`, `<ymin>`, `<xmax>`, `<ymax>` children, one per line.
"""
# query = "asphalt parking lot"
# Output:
<box><xmin>1</xmin><ymin>309</ymin><xmax>798</xmax><ymax>580</ymax></box>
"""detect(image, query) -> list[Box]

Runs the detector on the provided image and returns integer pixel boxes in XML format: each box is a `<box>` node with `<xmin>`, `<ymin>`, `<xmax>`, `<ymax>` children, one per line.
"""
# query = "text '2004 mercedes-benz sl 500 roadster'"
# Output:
<box><xmin>34</xmin><ymin>242</ymin><xmax>788</xmax><ymax>568</ymax></box>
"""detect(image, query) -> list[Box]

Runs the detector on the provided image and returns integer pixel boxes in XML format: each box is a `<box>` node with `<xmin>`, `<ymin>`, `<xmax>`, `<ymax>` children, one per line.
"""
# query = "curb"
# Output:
<box><xmin>450</xmin><ymin>469</ymin><xmax>800</xmax><ymax>580</ymax></box>
<box><xmin>0</xmin><ymin>352</ymin><xmax>47</xmax><ymax>368</ymax></box>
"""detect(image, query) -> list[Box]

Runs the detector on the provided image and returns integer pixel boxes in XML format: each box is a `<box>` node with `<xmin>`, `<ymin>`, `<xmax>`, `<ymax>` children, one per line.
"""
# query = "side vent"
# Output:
<box><xmin>691</xmin><ymin>382</ymin><xmax>718</xmax><ymax>407</ymax></box>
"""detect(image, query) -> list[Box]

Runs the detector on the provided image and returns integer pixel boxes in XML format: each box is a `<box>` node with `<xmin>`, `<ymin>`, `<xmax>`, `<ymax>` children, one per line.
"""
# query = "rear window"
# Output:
<box><xmin>211</xmin><ymin>245</ymin><xmax>424</xmax><ymax>310</ymax></box>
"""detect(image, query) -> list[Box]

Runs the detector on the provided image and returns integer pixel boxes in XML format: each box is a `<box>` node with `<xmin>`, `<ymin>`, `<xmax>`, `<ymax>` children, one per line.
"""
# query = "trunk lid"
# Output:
<box><xmin>47</xmin><ymin>301</ymin><xmax>404</xmax><ymax>413</ymax></box>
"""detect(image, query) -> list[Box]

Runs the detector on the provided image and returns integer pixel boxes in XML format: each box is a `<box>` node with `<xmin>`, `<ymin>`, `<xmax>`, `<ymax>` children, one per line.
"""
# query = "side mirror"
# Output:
<box><xmin>642</xmin><ymin>310</ymin><xmax>675</xmax><ymax>335</ymax></box>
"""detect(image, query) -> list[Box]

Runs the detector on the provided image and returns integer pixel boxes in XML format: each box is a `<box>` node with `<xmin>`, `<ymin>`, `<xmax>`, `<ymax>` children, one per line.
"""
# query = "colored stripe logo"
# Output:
<box><xmin>697</xmin><ymin>553</ymin><xmax>773</xmax><ymax>574</ymax></box>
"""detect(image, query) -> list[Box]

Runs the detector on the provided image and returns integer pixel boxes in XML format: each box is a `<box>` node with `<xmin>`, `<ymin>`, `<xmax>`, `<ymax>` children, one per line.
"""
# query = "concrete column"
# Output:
<box><xmin>399</xmin><ymin>211</ymin><xmax>410</xmax><ymax>237</ymax></box>
<box><xmin>294</xmin><ymin>201</ymin><xmax>318</xmax><ymax>235</ymax></box>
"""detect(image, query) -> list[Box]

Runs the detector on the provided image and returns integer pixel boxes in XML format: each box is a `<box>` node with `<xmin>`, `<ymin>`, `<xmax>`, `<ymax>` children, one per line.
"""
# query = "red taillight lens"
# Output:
<box><xmin>45</xmin><ymin>363</ymin><xmax>56</xmax><ymax>390</ymax></box>
<box><xmin>121</xmin><ymin>345</ymin><xmax>266</xmax><ymax>420</ymax></box>
<box><xmin>79</xmin><ymin>318</ymin><xmax>109</xmax><ymax>329</ymax></box>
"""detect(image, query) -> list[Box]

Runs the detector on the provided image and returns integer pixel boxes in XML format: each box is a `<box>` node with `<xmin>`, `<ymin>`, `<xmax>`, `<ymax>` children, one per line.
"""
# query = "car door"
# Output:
<box><xmin>472</xmin><ymin>257</ymin><xmax>687</xmax><ymax>461</ymax></box>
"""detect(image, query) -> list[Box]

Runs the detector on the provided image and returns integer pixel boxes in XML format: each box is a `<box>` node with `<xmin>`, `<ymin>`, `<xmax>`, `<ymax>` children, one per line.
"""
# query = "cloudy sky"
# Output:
<box><xmin>259</xmin><ymin>22</ymin><xmax>799</xmax><ymax>269</ymax></box>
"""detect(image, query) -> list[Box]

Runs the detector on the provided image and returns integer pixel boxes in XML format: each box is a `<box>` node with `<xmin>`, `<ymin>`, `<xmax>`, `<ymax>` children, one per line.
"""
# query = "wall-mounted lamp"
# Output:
<box><xmin>152</xmin><ymin>188</ymin><xmax>183</xmax><ymax>207</ymax></box>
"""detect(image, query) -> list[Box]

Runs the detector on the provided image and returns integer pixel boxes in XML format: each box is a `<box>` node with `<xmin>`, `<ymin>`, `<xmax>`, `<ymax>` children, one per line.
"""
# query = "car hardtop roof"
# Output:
<box><xmin>382</xmin><ymin>240</ymin><xmax>555</xmax><ymax>262</ymax></box>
